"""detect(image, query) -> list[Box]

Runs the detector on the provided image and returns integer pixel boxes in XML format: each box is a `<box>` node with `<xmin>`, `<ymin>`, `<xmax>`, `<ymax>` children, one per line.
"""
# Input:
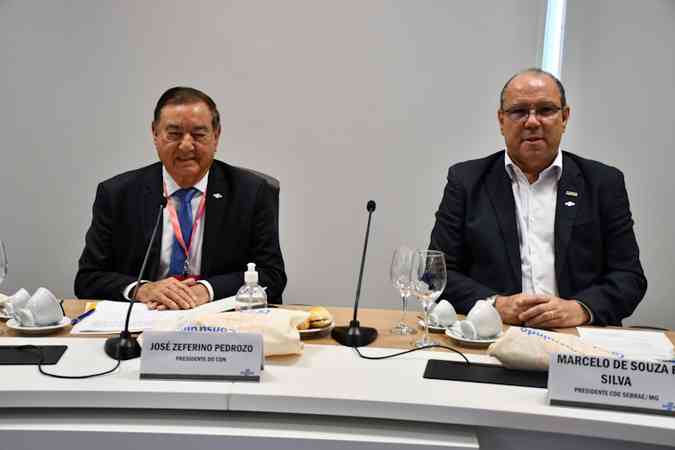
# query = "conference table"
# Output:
<box><xmin>1</xmin><ymin>300</ymin><xmax>674</xmax><ymax>450</ymax></box>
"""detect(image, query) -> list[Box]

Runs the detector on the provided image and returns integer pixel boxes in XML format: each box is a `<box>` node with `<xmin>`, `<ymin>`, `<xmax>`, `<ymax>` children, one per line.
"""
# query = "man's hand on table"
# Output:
<box><xmin>135</xmin><ymin>277</ymin><xmax>209</xmax><ymax>310</ymax></box>
<box><xmin>495</xmin><ymin>293</ymin><xmax>590</xmax><ymax>328</ymax></box>
<box><xmin>494</xmin><ymin>293</ymin><xmax>548</xmax><ymax>325</ymax></box>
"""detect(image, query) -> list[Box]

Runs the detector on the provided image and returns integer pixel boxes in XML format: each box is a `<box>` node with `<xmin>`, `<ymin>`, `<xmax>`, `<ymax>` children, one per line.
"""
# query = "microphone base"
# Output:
<box><xmin>105</xmin><ymin>331</ymin><xmax>141</xmax><ymax>360</ymax></box>
<box><xmin>331</xmin><ymin>320</ymin><xmax>378</xmax><ymax>347</ymax></box>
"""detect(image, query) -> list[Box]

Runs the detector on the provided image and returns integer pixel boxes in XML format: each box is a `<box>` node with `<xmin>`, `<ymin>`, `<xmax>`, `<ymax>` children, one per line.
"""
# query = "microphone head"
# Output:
<box><xmin>366</xmin><ymin>200</ymin><xmax>376</xmax><ymax>212</ymax></box>
<box><xmin>160</xmin><ymin>196</ymin><xmax>168</xmax><ymax>207</ymax></box>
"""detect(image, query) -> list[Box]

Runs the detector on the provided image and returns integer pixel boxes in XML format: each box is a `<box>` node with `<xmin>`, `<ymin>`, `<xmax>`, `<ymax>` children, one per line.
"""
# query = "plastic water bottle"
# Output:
<box><xmin>234</xmin><ymin>262</ymin><xmax>267</xmax><ymax>312</ymax></box>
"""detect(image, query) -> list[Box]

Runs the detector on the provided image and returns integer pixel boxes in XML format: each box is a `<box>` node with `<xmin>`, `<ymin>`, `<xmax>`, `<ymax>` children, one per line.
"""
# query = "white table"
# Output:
<box><xmin>0</xmin><ymin>336</ymin><xmax>673</xmax><ymax>450</ymax></box>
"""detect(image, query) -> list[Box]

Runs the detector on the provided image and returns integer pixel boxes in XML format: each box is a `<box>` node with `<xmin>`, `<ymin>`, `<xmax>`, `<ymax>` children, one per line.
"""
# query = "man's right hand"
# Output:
<box><xmin>135</xmin><ymin>277</ymin><xmax>198</xmax><ymax>310</ymax></box>
<box><xmin>494</xmin><ymin>293</ymin><xmax>549</xmax><ymax>325</ymax></box>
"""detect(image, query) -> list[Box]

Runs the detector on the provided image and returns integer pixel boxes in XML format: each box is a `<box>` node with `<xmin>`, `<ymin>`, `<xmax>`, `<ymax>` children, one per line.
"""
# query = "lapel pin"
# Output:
<box><xmin>213</xmin><ymin>193</ymin><xmax>223</xmax><ymax>199</ymax></box>
<box><xmin>564</xmin><ymin>201</ymin><xmax>575</xmax><ymax>207</ymax></box>
<box><xmin>565</xmin><ymin>191</ymin><xmax>578</xmax><ymax>197</ymax></box>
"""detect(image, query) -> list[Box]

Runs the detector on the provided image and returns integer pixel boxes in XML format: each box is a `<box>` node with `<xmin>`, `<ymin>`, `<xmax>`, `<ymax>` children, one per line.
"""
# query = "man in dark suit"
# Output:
<box><xmin>75</xmin><ymin>87</ymin><xmax>286</xmax><ymax>309</ymax></box>
<box><xmin>429</xmin><ymin>69</ymin><xmax>646</xmax><ymax>327</ymax></box>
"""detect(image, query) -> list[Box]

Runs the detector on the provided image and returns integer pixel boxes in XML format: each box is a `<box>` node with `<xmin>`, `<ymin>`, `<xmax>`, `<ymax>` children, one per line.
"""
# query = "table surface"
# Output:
<box><xmin>1</xmin><ymin>300</ymin><xmax>674</xmax><ymax>448</ymax></box>
<box><xmin>3</xmin><ymin>299</ymin><xmax>673</xmax><ymax>351</ymax></box>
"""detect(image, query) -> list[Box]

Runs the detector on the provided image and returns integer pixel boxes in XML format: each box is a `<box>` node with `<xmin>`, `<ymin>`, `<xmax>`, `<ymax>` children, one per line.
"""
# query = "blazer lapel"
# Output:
<box><xmin>485</xmin><ymin>157</ymin><xmax>521</xmax><ymax>287</ymax></box>
<box><xmin>142</xmin><ymin>163</ymin><xmax>164</xmax><ymax>280</ymax></box>
<box><xmin>554</xmin><ymin>153</ymin><xmax>583</xmax><ymax>286</ymax></box>
<box><xmin>201</xmin><ymin>162</ymin><xmax>230</xmax><ymax>275</ymax></box>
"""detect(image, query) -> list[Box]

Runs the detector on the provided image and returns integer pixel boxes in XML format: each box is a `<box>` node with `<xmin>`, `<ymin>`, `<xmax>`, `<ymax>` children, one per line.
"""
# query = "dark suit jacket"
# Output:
<box><xmin>74</xmin><ymin>160</ymin><xmax>287</xmax><ymax>303</ymax></box>
<box><xmin>429</xmin><ymin>151</ymin><xmax>646</xmax><ymax>326</ymax></box>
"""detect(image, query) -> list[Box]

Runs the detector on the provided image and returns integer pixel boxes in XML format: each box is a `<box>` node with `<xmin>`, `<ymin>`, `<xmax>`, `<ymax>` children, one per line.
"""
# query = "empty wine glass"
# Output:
<box><xmin>389</xmin><ymin>246</ymin><xmax>417</xmax><ymax>335</ymax></box>
<box><xmin>410</xmin><ymin>249</ymin><xmax>447</xmax><ymax>347</ymax></box>
<box><xmin>0</xmin><ymin>240</ymin><xmax>7</xmax><ymax>287</ymax></box>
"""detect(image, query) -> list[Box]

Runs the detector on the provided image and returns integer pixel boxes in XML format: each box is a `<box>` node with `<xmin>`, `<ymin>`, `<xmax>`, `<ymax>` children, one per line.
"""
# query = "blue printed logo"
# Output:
<box><xmin>182</xmin><ymin>324</ymin><xmax>235</xmax><ymax>333</ymax></box>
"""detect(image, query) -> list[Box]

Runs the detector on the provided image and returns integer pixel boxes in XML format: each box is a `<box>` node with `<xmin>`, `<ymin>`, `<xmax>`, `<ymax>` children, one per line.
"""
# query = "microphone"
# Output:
<box><xmin>331</xmin><ymin>200</ymin><xmax>378</xmax><ymax>347</ymax></box>
<box><xmin>104</xmin><ymin>198</ymin><xmax>166</xmax><ymax>360</ymax></box>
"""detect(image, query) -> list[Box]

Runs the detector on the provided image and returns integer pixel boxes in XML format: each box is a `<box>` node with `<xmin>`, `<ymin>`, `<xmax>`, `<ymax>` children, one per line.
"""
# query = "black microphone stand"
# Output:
<box><xmin>332</xmin><ymin>200</ymin><xmax>378</xmax><ymax>347</ymax></box>
<box><xmin>105</xmin><ymin>200</ymin><xmax>165</xmax><ymax>360</ymax></box>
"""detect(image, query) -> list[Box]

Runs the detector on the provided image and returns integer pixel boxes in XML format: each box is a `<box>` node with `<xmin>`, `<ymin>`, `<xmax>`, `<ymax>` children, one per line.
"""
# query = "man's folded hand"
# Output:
<box><xmin>136</xmin><ymin>277</ymin><xmax>198</xmax><ymax>310</ymax></box>
<box><xmin>517</xmin><ymin>295</ymin><xmax>590</xmax><ymax>328</ymax></box>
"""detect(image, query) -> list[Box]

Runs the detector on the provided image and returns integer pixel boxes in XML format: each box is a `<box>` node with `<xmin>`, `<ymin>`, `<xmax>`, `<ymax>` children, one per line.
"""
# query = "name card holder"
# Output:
<box><xmin>140</xmin><ymin>331</ymin><xmax>264</xmax><ymax>381</ymax></box>
<box><xmin>548</xmin><ymin>352</ymin><xmax>675</xmax><ymax>416</ymax></box>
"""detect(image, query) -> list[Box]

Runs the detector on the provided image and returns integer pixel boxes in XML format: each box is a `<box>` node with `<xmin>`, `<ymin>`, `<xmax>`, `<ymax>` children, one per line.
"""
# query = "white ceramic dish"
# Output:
<box><xmin>444</xmin><ymin>322</ymin><xmax>502</xmax><ymax>347</ymax></box>
<box><xmin>5</xmin><ymin>317</ymin><xmax>70</xmax><ymax>335</ymax></box>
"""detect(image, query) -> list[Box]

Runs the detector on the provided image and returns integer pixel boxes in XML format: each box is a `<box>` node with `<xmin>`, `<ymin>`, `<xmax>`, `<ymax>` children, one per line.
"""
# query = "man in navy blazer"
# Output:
<box><xmin>75</xmin><ymin>87</ymin><xmax>286</xmax><ymax>308</ymax></box>
<box><xmin>430</xmin><ymin>69</ymin><xmax>646</xmax><ymax>327</ymax></box>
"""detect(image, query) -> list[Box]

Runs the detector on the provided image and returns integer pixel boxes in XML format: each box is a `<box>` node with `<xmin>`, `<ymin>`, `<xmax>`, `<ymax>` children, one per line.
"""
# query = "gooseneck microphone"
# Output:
<box><xmin>332</xmin><ymin>200</ymin><xmax>378</xmax><ymax>347</ymax></box>
<box><xmin>104</xmin><ymin>198</ymin><xmax>166</xmax><ymax>360</ymax></box>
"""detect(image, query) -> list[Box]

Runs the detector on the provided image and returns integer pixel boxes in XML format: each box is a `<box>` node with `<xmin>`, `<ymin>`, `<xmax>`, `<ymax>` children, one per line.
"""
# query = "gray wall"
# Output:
<box><xmin>0</xmin><ymin>0</ymin><xmax>544</xmax><ymax>311</ymax></box>
<box><xmin>563</xmin><ymin>0</ymin><xmax>675</xmax><ymax>328</ymax></box>
<box><xmin>21</xmin><ymin>0</ymin><xmax>675</xmax><ymax>329</ymax></box>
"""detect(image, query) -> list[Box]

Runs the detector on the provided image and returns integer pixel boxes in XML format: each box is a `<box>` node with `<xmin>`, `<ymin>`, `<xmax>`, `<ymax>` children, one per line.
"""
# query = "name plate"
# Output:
<box><xmin>548</xmin><ymin>352</ymin><xmax>675</xmax><ymax>415</ymax></box>
<box><xmin>140</xmin><ymin>330</ymin><xmax>264</xmax><ymax>381</ymax></box>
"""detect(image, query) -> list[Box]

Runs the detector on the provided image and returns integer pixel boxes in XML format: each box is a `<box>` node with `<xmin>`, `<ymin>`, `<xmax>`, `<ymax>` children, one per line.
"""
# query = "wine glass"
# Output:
<box><xmin>389</xmin><ymin>246</ymin><xmax>416</xmax><ymax>335</ymax></box>
<box><xmin>0</xmin><ymin>240</ymin><xmax>7</xmax><ymax>287</ymax></box>
<box><xmin>410</xmin><ymin>249</ymin><xmax>447</xmax><ymax>347</ymax></box>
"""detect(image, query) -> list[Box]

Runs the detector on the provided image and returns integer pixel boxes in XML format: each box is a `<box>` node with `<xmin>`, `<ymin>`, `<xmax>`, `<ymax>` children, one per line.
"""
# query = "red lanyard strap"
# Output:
<box><xmin>163</xmin><ymin>182</ymin><xmax>207</xmax><ymax>261</ymax></box>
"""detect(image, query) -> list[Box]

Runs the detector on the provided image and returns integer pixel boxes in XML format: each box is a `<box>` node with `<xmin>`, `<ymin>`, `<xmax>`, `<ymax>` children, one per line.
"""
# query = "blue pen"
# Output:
<box><xmin>70</xmin><ymin>308</ymin><xmax>96</xmax><ymax>326</ymax></box>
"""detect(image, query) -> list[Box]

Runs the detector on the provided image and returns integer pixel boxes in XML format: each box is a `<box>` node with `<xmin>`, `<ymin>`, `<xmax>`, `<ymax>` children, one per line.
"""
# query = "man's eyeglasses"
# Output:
<box><xmin>502</xmin><ymin>105</ymin><xmax>562</xmax><ymax>122</ymax></box>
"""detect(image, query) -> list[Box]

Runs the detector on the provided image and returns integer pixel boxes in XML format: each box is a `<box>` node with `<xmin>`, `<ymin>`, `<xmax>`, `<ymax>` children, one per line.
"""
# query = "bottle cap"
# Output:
<box><xmin>244</xmin><ymin>262</ymin><xmax>258</xmax><ymax>284</ymax></box>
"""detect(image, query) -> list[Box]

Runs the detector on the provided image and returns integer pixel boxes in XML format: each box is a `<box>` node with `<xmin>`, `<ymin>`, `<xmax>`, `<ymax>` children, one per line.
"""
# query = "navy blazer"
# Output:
<box><xmin>75</xmin><ymin>160</ymin><xmax>287</xmax><ymax>303</ymax></box>
<box><xmin>429</xmin><ymin>151</ymin><xmax>646</xmax><ymax>326</ymax></box>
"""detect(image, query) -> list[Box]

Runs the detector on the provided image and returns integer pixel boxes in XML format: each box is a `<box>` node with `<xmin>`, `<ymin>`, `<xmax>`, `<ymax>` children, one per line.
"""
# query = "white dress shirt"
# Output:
<box><xmin>504</xmin><ymin>151</ymin><xmax>593</xmax><ymax>323</ymax></box>
<box><xmin>124</xmin><ymin>169</ymin><xmax>214</xmax><ymax>301</ymax></box>
<box><xmin>505</xmin><ymin>150</ymin><xmax>562</xmax><ymax>297</ymax></box>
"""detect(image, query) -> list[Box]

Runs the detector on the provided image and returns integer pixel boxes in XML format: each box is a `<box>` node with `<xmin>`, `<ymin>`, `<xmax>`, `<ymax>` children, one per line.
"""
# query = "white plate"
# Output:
<box><xmin>298</xmin><ymin>320</ymin><xmax>334</xmax><ymax>339</ymax></box>
<box><xmin>444</xmin><ymin>322</ymin><xmax>502</xmax><ymax>347</ymax></box>
<box><xmin>5</xmin><ymin>317</ymin><xmax>71</xmax><ymax>335</ymax></box>
<box><xmin>417</xmin><ymin>319</ymin><xmax>452</xmax><ymax>334</ymax></box>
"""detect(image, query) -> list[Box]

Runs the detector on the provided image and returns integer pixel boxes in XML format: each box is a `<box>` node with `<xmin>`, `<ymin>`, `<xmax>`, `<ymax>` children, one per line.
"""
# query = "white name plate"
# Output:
<box><xmin>140</xmin><ymin>330</ymin><xmax>264</xmax><ymax>381</ymax></box>
<box><xmin>548</xmin><ymin>352</ymin><xmax>675</xmax><ymax>416</ymax></box>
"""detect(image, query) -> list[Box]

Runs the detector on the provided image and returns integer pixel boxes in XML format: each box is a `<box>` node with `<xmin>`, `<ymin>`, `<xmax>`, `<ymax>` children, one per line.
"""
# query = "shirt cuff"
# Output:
<box><xmin>123</xmin><ymin>280</ymin><xmax>149</xmax><ymax>300</ymax></box>
<box><xmin>576</xmin><ymin>300</ymin><xmax>594</xmax><ymax>325</ymax></box>
<box><xmin>196</xmin><ymin>280</ymin><xmax>214</xmax><ymax>302</ymax></box>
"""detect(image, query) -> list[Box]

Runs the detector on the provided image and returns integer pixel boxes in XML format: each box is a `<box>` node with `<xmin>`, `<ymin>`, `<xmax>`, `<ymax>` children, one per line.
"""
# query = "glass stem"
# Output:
<box><xmin>423</xmin><ymin>303</ymin><xmax>430</xmax><ymax>343</ymax></box>
<box><xmin>400</xmin><ymin>294</ymin><xmax>408</xmax><ymax>324</ymax></box>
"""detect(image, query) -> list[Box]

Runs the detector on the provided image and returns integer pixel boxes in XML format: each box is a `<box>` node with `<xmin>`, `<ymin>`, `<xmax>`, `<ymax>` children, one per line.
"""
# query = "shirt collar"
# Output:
<box><xmin>162</xmin><ymin>167</ymin><xmax>209</xmax><ymax>197</ymax></box>
<box><xmin>504</xmin><ymin>149</ymin><xmax>563</xmax><ymax>182</ymax></box>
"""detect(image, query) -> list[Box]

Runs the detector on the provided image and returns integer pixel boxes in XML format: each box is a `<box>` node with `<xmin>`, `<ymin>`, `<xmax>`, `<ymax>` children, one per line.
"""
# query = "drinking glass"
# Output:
<box><xmin>389</xmin><ymin>246</ymin><xmax>416</xmax><ymax>335</ymax></box>
<box><xmin>410</xmin><ymin>249</ymin><xmax>447</xmax><ymax>347</ymax></box>
<box><xmin>0</xmin><ymin>240</ymin><xmax>7</xmax><ymax>287</ymax></box>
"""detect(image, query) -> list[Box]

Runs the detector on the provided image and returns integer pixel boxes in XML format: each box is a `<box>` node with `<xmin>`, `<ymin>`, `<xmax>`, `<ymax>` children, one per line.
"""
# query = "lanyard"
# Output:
<box><xmin>163</xmin><ymin>183</ymin><xmax>207</xmax><ymax>274</ymax></box>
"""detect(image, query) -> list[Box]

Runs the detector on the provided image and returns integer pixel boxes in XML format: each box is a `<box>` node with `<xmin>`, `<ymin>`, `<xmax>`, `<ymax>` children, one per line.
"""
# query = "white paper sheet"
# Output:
<box><xmin>70</xmin><ymin>297</ymin><xmax>237</xmax><ymax>334</ymax></box>
<box><xmin>577</xmin><ymin>327</ymin><xmax>675</xmax><ymax>361</ymax></box>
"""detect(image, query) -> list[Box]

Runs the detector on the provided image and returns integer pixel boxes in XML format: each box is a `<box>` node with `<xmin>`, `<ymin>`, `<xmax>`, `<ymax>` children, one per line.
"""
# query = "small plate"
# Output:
<box><xmin>444</xmin><ymin>323</ymin><xmax>502</xmax><ymax>347</ymax></box>
<box><xmin>5</xmin><ymin>317</ymin><xmax>71</xmax><ymax>335</ymax></box>
<box><xmin>298</xmin><ymin>320</ymin><xmax>334</xmax><ymax>339</ymax></box>
<box><xmin>417</xmin><ymin>319</ymin><xmax>452</xmax><ymax>334</ymax></box>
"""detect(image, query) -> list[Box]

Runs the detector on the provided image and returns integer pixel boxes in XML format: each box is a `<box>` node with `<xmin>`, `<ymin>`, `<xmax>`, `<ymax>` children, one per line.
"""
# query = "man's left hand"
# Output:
<box><xmin>148</xmin><ymin>283</ymin><xmax>211</xmax><ymax>311</ymax></box>
<box><xmin>518</xmin><ymin>295</ymin><xmax>590</xmax><ymax>328</ymax></box>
